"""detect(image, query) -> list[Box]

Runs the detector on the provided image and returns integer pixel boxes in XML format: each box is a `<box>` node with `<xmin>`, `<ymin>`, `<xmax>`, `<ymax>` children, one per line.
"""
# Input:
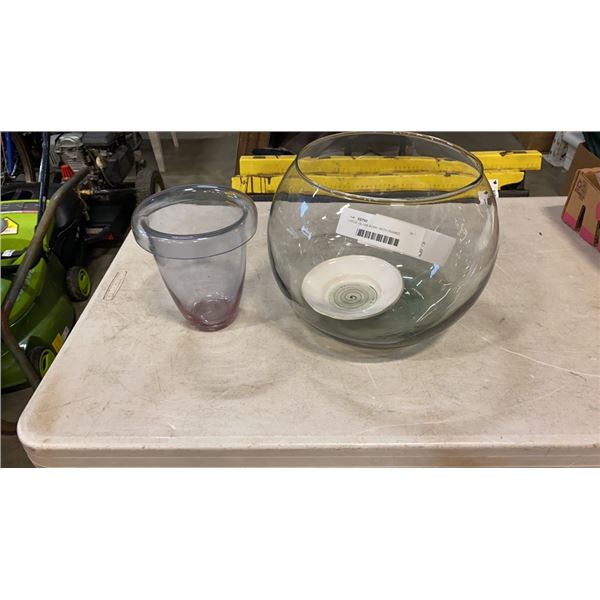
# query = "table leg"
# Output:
<box><xmin>148</xmin><ymin>132</ymin><xmax>166</xmax><ymax>173</ymax></box>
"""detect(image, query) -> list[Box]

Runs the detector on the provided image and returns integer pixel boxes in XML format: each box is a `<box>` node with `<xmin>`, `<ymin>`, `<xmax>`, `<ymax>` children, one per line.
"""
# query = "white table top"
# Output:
<box><xmin>18</xmin><ymin>197</ymin><xmax>600</xmax><ymax>466</ymax></box>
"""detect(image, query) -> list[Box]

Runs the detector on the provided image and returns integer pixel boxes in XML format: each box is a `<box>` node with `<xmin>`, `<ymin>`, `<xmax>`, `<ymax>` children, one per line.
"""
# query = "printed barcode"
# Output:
<box><xmin>356</xmin><ymin>228</ymin><xmax>400</xmax><ymax>247</ymax></box>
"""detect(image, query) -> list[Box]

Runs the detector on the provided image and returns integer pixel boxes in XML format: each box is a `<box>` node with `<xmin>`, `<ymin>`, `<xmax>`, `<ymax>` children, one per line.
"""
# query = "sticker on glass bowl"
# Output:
<box><xmin>301</xmin><ymin>255</ymin><xmax>404</xmax><ymax>320</ymax></box>
<box><xmin>336</xmin><ymin>207</ymin><xmax>456</xmax><ymax>266</ymax></box>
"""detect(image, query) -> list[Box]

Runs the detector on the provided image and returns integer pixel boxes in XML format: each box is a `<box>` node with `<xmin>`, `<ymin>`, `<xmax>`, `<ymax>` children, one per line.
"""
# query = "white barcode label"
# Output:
<box><xmin>356</xmin><ymin>228</ymin><xmax>400</xmax><ymax>247</ymax></box>
<box><xmin>336</xmin><ymin>207</ymin><xmax>456</xmax><ymax>266</ymax></box>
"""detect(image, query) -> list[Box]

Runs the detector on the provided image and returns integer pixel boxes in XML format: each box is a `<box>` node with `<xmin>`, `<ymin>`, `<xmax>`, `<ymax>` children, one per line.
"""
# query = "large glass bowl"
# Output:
<box><xmin>267</xmin><ymin>132</ymin><xmax>499</xmax><ymax>348</ymax></box>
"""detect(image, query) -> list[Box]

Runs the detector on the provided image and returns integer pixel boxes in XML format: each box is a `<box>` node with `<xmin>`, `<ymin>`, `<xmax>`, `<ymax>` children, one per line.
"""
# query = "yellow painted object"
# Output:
<box><xmin>231</xmin><ymin>169</ymin><xmax>525</xmax><ymax>195</ymax></box>
<box><xmin>232</xmin><ymin>150</ymin><xmax>539</xmax><ymax>195</ymax></box>
<box><xmin>473</xmin><ymin>150</ymin><xmax>542</xmax><ymax>171</ymax></box>
<box><xmin>238</xmin><ymin>150</ymin><xmax>542</xmax><ymax>177</ymax></box>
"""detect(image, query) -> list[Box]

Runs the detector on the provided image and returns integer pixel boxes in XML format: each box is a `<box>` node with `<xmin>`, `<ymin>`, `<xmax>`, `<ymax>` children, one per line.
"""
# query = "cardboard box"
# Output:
<box><xmin>561</xmin><ymin>167</ymin><xmax>600</xmax><ymax>250</ymax></box>
<box><xmin>560</xmin><ymin>143</ymin><xmax>600</xmax><ymax>195</ymax></box>
<box><xmin>513</xmin><ymin>132</ymin><xmax>556</xmax><ymax>152</ymax></box>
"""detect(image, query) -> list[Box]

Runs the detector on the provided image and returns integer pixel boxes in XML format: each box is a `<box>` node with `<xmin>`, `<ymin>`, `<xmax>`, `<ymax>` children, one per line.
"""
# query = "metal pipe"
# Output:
<box><xmin>37</xmin><ymin>132</ymin><xmax>51</xmax><ymax>224</ymax></box>
<box><xmin>1</xmin><ymin>167</ymin><xmax>90</xmax><ymax>390</ymax></box>
<box><xmin>79</xmin><ymin>186</ymin><xmax>135</xmax><ymax>196</ymax></box>
<box><xmin>2</xmin><ymin>132</ymin><xmax>15</xmax><ymax>175</ymax></box>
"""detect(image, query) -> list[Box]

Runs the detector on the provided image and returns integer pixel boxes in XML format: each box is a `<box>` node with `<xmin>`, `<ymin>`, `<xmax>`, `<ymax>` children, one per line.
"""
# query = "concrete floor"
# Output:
<box><xmin>1</xmin><ymin>132</ymin><xmax>565</xmax><ymax>467</ymax></box>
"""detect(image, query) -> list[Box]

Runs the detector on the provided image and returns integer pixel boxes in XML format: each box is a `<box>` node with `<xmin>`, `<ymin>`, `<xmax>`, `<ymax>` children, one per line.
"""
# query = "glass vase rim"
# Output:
<box><xmin>133</xmin><ymin>184</ymin><xmax>256</xmax><ymax>244</ymax></box>
<box><xmin>293</xmin><ymin>131</ymin><xmax>487</xmax><ymax>205</ymax></box>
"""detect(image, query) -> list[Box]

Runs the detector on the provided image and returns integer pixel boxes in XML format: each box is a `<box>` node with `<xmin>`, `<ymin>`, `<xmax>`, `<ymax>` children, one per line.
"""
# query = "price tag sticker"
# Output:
<box><xmin>336</xmin><ymin>207</ymin><xmax>456</xmax><ymax>266</ymax></box>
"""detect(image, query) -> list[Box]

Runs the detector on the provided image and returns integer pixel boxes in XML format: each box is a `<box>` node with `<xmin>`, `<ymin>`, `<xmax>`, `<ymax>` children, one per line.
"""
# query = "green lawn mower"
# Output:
<box><xmin>2</xmin><ymin>131</ymin><xmax>163</xmax><ymax>395</ymax></box>
<box><xmin>1</xmin><ymin>164</ymin><xmax>92</xmax><ymax>393</ymax></box>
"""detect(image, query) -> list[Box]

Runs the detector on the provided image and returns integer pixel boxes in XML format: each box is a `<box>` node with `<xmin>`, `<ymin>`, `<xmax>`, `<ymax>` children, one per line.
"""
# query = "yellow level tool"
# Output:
<box><xmin>238</xmin><ymin>150</ymin><xmax>542</xmax><ymax>177</ymax></box>
<box><xmin>231</xmin><ymin>170</ymin><xmax>525</xmax><ymax>195</ymax></box>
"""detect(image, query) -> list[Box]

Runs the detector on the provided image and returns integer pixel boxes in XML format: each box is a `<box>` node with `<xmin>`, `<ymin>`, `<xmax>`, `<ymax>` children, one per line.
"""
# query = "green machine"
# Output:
<box><xmin>1</xmin><ymin>168</ymin><xmax>92</xmax><ymax>391</ymax></box>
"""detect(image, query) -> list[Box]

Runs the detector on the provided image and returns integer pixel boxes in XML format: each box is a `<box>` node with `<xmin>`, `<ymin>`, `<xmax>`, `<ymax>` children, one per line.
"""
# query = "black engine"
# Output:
<box><xmin>52</xmin><ymin>132</ymin><xmax>142</xmax><ymax>187</ymax></box>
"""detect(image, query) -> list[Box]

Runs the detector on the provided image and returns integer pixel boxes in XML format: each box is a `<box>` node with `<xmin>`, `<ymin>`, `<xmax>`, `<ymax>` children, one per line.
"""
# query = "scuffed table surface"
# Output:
<box><xmin>18</xmin><ymin>198</ymin><xmax>600</xmax><ymax>466</ymax></box>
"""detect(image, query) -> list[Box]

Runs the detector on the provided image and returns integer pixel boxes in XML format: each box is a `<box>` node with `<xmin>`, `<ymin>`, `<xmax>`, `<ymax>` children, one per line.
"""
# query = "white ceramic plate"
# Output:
<box><xmin>301</xmin><ymin>255</ymin><xmax>404</xmax><ymax>320</ymax></box>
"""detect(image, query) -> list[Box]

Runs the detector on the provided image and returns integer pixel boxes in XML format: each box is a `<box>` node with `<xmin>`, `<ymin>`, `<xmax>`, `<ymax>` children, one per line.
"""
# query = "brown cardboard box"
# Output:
<box><xmin>561</xmin><ymin>167</ymin><xmax>600</xmax><ymax>251</ymax></box>
<box><xmin>513</xmin><ymin>132</ymin><xmax>556</xmax><ymax>152</ymax></box>
<box><xmin>560</xmin><ymin>143</ymin><xmax>600</xmax><ymax>195</ymax></box>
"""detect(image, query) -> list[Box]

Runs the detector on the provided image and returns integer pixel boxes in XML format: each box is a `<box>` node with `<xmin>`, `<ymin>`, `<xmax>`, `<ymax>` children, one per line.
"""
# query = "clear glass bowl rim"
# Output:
<box><xmin>293</xmin><ymin>131</ymin><xmax>486</xmax><ymax>205</ymax></box>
